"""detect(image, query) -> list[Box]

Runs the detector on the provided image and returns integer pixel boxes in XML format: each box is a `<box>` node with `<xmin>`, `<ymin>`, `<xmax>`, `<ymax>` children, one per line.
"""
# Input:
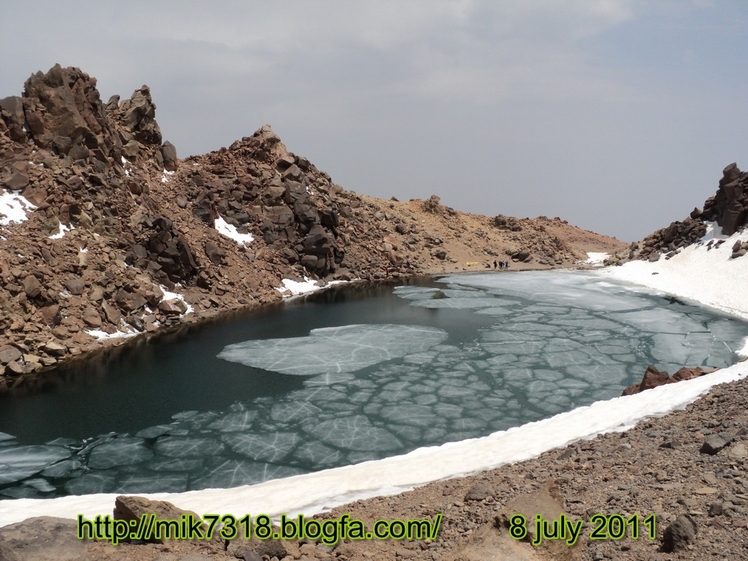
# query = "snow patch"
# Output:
<box><xmin>161</xmin><ymin>169</ymin><xmax>174</xmax><ymax>183</ymax></box>
<box><xmin>85</xmin><ymin>329</ymin><xmax>137</xmax><ymax>341</ymax></box>
<box><xmin>160</xmin><ymin>285</ymin><xmax>194</xmax><ymax>315</ymax></box>
<box><xmin>214</xmin><ymin>216</ymin><xmax>254</xmax><ymax>246</ymax></box>
<box><xmin>277</xmin><ymin>277</ymin><xmax>346</xmax><ymax>298</ymax></box>
<box><xmin>584</xmin><ymin>252</ymin><xmax>608</xmax><ymax>266</ymax></box>
<box><xmin>49</xmin><ymin>223</ymin><xmax>73</xmax><ymax>240</ymax></box>
<box><xmin>0</xmin><ymin>191</ymin><xmax>35</xmax><ymax>226</ymax></box>
<box><xmin>602</xmin><ymin>228</ymin><xmax>748</xmax><ymax>321</ymax></box>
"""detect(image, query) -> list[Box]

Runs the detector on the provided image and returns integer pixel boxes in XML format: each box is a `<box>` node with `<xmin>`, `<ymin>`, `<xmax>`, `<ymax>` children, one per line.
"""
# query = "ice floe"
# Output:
<box><xmin>217</xmin><ymin>324</ymin><xmax>448</xmax><ymax>375</ymax></box>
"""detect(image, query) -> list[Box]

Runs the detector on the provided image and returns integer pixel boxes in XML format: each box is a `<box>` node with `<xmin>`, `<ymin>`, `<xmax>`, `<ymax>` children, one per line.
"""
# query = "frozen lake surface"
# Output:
<box><xmin>1</xmin><ymin>270</ymin><xmax>747</xmax><ymax>499</ymax></box>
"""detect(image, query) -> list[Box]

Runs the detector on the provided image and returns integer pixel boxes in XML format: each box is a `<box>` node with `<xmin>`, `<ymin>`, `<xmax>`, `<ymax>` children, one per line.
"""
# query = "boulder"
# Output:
<box><xmin>662</xmin><ymin>514</ymin><xmax>697</xmax><ymax>553</ymax></box>
<box><xmin>40</xmin><ymin>305</ymin><xmax>61</xmax><ymax>326</ymax></box>
<box><xmin>63</xmin><ymin>277</ymin><xmax>86</xmax><ymax>296</ymax></box>
<box><xmin>0</xmin><ymin>95</ymin><xmax>28</xmax><ymax>142</ymax></box>
<box><xmin>115</xmin><ymin>288</ymin><xmax>147</xmax><ymax>312</ymax></box>
<box><xmin>113</xmin><ymin>495</ymin><xmax>209</xmax><ymax>544</ymax></box>
<box><xmin>0</xmin><ymin>344</ymin><xmax>23</xmax><ymax>365</ymax></box>
<box><xmin>161</xmin><ymin>140</ymin><xmax>178</xmax><ymax>171</ymax></box>
<box><xmin>3</xmin><ymin>170</ymin><xmax>30</xmax><ymax>191</ymax></box>
<box><xmin>82</xmin><ymin>307</ymin><xmax>102</xmax><ymax>328</ymax></box>
<box><xmin>113</xmin><ymin>85</ymin><xmax>162</xmax><ymax>145</ymax></box>
<box><xmin>102</xmin><ymin>300</ymin><xmax>123</xmax><ymax>325</ymax></box>
<box><xmin>302</xmin><ymin>224</ymin><xmax>334</xmax><ymax>256</ymax></box>
<box><xmin>158</xmin><ymin>299</ymin><xmax>187</xmax><ymax>315</ymax></box>
<box><xmin>639</xmin><ymin>365</ymin><xmax>669</xmax><ymax>391</ymax></box>
<box><xmin>205</xmin><ymin>241</ymin><xmax>225</xmax><ymax>265</ymax></box>
<box><xmin>23</xmin><ymin>275</ymin><xmax>42</xmax><ymax>298</ymax></box>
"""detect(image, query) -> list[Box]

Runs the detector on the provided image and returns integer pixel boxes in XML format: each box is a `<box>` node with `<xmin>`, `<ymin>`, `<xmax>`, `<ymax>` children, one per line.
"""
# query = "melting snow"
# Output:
<box><xmin>277</xmin><ymin>277</ymin><xmax>346</xmax><ymax>297</ymax></box>
<box><xmin>214</xmin><ymin>216</ymin><xmax>254</xmax><ymax>246</ymax></box>
<box><xmin>584</xmin><ymin>252</ymin><xmax>608</xmax><ymax>265</ymax></box>
<box><xmin>0</xmin><ymin>191</ymin><xmax>35</xmax><ymax>226</ymax></box>
<box><xmin>49</xmin><ymin>223</ymin><xmax>73</xmax><ymax>240</ymax></box>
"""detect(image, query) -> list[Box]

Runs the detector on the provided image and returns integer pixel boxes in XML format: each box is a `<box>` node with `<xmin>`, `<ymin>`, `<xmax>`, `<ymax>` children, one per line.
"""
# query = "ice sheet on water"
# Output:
<box><xmin>40</xmin><ymin>458</ymin><xmax>82</xmax><ymax>478</ymax></box>
<box><xmin>270</xmin><ymin>401</ymin><xmax>322</xmax><ymax>423</ymax></box>
<box><xmin>437</xmin><ymin>385</ymin><xmax>475</xmax><ymax>398</ymax></box>
<box><xmin>295</xmin><ymin>441</ymin><xmax>344</xmax><ymax>467</ymax></box>
<box><xmin>433</xmin><ymin>403</ymin><xmax>463</xmax><ymax>419</ymax></box>
<box><xmin>379</xmin><ymin>404</ymin><xmax>440</xmax><ymax>427</ymax></box>
<box><xmin>482</xmin><ymin>341</ymin><xmax>546</xmax><ymax>355</ymax></box>
<box><xmin>23</xmin><ymin>478</ymin><xmax>56</xmax><ymax>493</ymax></box>
<box><xmin>608</xmin><ymin>308</ymin><xmax>705</xmax><ymax>334</ymax></box>
<box><xmin>191</xmin><ymin>459</ymin><xmax>305</xmax><ymax>490</ymax></box>
<box><xmin>440</xmin><ymin>272</ymin><xmax>650</xmax><ymax>312</ymax></box>
<box><xmin>223</xmin><ymin>432</ymin><xmax>300</xmax><ymax>462</ymax></box>
<box><xmin>64</xmin><ymin>472</ymin><xmax>117</xmax><ymax>495</ymax></box>
<box><xmin>452</xmin><ymin>418</ymin><xmax>486</xmax><ymax>431</ymax></box>
<box><xmin>376</xmin><ymin>389</ymin><xmax>413</xmax><ymax>402</ymax></box>
<box><xmin>393</xmin><ymin>286</ymin><xmax>441</xmax><ymax>300</ymax></box>
<box><xmin>475</xmin><ymin>307</ymin><xmax>513</xmax><ymax>316</ymax></box>
<box><xmin>206</xmin><ymin>410</ymin><xmax>257</xmax><ymax>432</ymax></box>
<box><xmin>566</xmin><ymin>363</ymin><xmax>631</xmax><ymax>385</ymax></box>
<box><xmin>0</xmin><ymin>445</ymin><xmax>72</xmax><ymax>484</ymax></box>
<box><xmin>414</xmin><ymin>393</ymin><xmax>438</xmax><ymax>405</ymax></box>
<box><xmin>117</xmin><ymin>473</ymin><xmax>188</xmax><ymax>494</ymax></box>
<box><xmin>441</xmin><ymin>289</ymin><xmax>492</xmax><ymax>299</ymax></box>
<box><xmin>88</xmin><ymin>437</ymin><xmax>153</xmax><ymax>469</ymax></box>
<box><xmin>544</xmin><ymin>350</ymin><xmax>596</xmax><ymax>368</ymax></box>
<box><xmin>526</xmin><ymin>380</ymin><xmax>561</xmax><ymax>395</ymax></box>
<box><xmin>154</xmin><ymin>436</ymin><xmax>225</xmax><ymax>458</ymax></box>
<box><xmin>390</xmin><ymin>424</ymin><xmax>422</xmax><ymax>442</ymax></box>
<box><xmin>303</xmin><ymin>415</ymin><xmax>403</xmax><ymax>451</ymax></box>
<box><xmin>1</xmin><ymin>486</ymin><xmax>43</xmax><ymax>499</ymax></box>
<box><xmin>408</xmin><ymin>298</ymin><xmax>497</xmax><ymax>309</ymax></box>
<box><xmin>147</xmin><ymin>457</ymin><xmax>204</xmax><ymax>472</ymax></box>
<box><xmin>218</xmin><ymin>324</ymin><xmax>447</xmax><ymax>376</ymax></box>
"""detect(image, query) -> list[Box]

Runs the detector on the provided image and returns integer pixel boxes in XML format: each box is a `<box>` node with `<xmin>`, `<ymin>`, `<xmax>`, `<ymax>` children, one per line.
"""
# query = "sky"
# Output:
<box><xmin>2</xmin><ymin>0</ymin><xmax>747</xmax><ymax>242</ymax></box>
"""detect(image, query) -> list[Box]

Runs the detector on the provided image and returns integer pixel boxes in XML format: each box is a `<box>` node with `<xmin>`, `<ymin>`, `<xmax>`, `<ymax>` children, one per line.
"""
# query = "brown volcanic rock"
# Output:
<box><xmin>702</xmin><ymin>162</ymin><xmax>748</xmax><ymax>235</ymax></box>
<box><xmin>611</xmin><ymin>161</ymin><xmax>748</xmax><ymax>266</ymax></box>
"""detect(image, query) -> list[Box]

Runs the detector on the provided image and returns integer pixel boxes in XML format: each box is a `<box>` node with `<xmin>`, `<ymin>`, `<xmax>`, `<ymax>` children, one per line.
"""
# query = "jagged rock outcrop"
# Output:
<box><xmin>701</xmin><ymin>162</ymin><xmax>748</xmax><ymax>235</ymax></box>
<box><xmin>609</xmin><ymin>161</ymin><xmax>748</xmax><ymax>266</ymax></box>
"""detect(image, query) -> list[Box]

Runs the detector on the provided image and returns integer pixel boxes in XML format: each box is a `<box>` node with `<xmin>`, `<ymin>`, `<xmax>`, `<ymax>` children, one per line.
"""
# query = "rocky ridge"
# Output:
<box><xmin>0</xmin><ymin>65</ymin><xmax>624</xmax><ymax>392</ymax></box>
<box><xmin>607</xmin><ymin>162</ymin><xmax>748</xmax><ymax>265</ymax></box>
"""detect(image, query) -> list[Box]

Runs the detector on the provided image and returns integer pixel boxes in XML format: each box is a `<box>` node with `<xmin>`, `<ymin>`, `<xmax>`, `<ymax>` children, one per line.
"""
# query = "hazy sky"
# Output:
<box><xmin>2</xmin><ymin>1</ymin><xmax>747</xmax><ymax>241</ymax></box>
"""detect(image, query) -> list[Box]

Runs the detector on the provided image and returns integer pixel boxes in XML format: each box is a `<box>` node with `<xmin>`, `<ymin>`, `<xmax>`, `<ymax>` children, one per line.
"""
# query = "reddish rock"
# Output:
<box><xmin>639</xmin><ymin>365</ymin><xmax>669</xmax><ymax>391</ymax></box>
<box><xmin>0</xmin><ymin>344</ymin><xmax>23</xmax><ymax>365</ymax></box>
<box><xmin>22</xmin><ymin>275</ymin><xmax>41</xmax><ymax>298</ymax></box>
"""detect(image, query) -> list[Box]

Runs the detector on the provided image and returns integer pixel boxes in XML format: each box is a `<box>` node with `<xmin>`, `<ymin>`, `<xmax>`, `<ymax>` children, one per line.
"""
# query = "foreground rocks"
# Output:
<box><xmin>2</xmin><ymin>374</ymin><xmax>747</xmax><ymax>560</ymax></box>
<box><xmin>0</xmin><ymin>65</ymin><xmax>624</xmax><ymax>392</ymax></box>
